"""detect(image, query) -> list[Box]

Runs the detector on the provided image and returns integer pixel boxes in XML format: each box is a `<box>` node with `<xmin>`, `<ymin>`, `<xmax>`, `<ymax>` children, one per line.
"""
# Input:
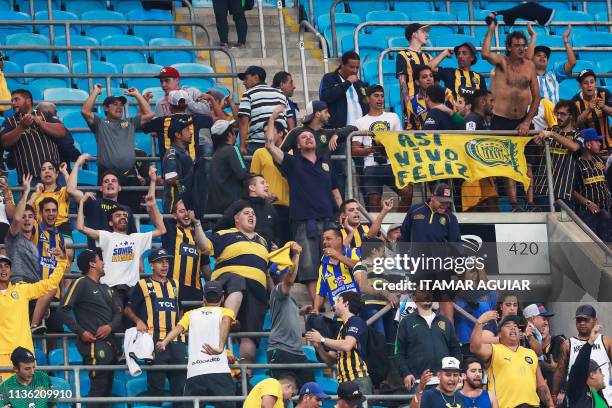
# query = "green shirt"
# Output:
<box><xmin>0</xmin><ymin>371</ymin><xmax>56</xmax><ymax>408</ymax></box>
<box><xmin>591</xmin><ymin>387</ymin><xmax>608</xmax><ymax>408</ymax></box>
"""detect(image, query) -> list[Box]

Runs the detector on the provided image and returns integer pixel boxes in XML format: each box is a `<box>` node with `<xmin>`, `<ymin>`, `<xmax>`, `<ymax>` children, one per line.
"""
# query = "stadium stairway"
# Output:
<box><xmin>177</xmin><ymin>5</ymin><xmax>325</xmax><ymax>114</ymax></box>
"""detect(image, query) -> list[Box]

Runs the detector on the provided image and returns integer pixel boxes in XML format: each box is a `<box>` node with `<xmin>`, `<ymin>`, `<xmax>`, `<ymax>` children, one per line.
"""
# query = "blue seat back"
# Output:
<box><xmin>558</xmin><ymin>79</ymin><xmax>578</xmax><ymax>100</ymax></box>
<box><xmin>365</xmin><ymin>11</ymin><xmax>407</xmax><ymax>38</ymax></box>
<box><xmin>346</xmin><ymin>0</ymin><xmax>389</xmax><ymax>19</ymax></box>
<box><xmin>388</xmin><ymin>36</ymin><xmax>408</xmax><ymax>49</ymax></box>
<box><xmin>73</xmin><ymin>60</ymin><xmax>119</xmax><ymax>91</ymax></box>
<box><xmin>5</xmin><ymin>33</ymin><xmax>51</xmax><ymax>68</ymax></box>
<box><xmin>128</xmin><ymin>9</ymin><xmax>174</xmax><ymax>42</ymax></box>
<box><xmin>392</xmin><ymin>1</ymin><xmax>433</xmax><ymax>13</ymax></box>
<box><xmin>62</xmin><ymin>111</ymin><xmax>90</xmax><ymax>128</ymax></box>
<box><xmin>34</xmin><ymin>11</ymin><xmax>79</xmax><ymax>38</ymax></box>
<box><xmin>44</xmin><ymin>87</ymin><xmax>89</xmax><ymax>116</ymax></box>
<box><xmin>434</xmin><ymin>34</ymin><xmax>478</xmax><ymax>48</ymax></box>
<box><xmin>551</xmin><ymin>11</ymin><xmax>594</xmax><ymax>35</ymax></box>
<box><xmin>54</xmin><ymin>35</ymin><xmax>101</xmax><ymax>66</ymax></box>
<box><xmin>417</xmin><ymin>11</ymin><xmax>457</xmax><ymax>37</ymax></box>
<box><xmin>317</xmin><ymin>12</ymin><xmax>361</xmax><ymax>35</ymax></box>
<box><xmin>65</xmin><ymin>0</ymin><xmax>107</xmax><ymax>16</ymax></box>
<box><xmin>0</xmin><ymin>11</ymin><xmax>32</xmax><ymax>43</ymax></box>
<box><xmin>113</xmin><ymin>0</ymin><xmax>143</xmax><ymax>13</ymax></box>
<box><xmin>149</xmin><ymin>37</ymin><xmax>196</xmax><ymax>64</ymax></box>
<box><xmin>24</xmin><ymin>62</ymin><xmax>69</xmax><ymax>89</ymax></box>
<box><xmin>82</xmin><ymin>10</ymin><xmax>127</xmax><ymax>38</ymax></box>
<box><xmin>101</xmin><ymin>35</ymin><xmax>147</xmax><ymax>71</ymax></box>
<box><xmin>123</xmin><ymin>63</ymin><xmax>164</xmax><ymax>90</ymax></box>
<box><xmin>171</xmin><ymin>63</ymin><xmax>216</xmax><ymax>90</ymax></box>
<box><xmin>142</xmin><ymin>87</ymin><xmax>166</xmax><ymax>104</ymax></box>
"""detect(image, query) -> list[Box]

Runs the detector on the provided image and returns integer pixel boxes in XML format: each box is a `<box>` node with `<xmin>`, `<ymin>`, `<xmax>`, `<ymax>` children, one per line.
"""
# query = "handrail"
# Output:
<box><xmin>376</xmin><ymin>46</ymin><xmax>612</xmax><ymax>87</ymax></box>
<box><xmin>298</xmin><ymin>20</ymin><xmax>330</xmax><ymax>107</ymax></box>
<box><xmin>556</xmin><ymin>200</ymin><xmax>612</xmax><ymax>266</ymax></box>
<box><xmin>258</xmin><ymin>0</ymin><xmax>267</xmax><ymax>58</ymax></box>
<box><xmin>277</xmin><ymin>0</ymin><xmax>289</xmax><ymax>71</ymax></box>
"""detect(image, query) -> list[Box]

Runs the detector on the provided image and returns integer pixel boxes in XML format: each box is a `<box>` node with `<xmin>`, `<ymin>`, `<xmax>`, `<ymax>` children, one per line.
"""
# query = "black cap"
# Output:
<box><xmin>11</xmin><ymin>347</ymin><xmax>36</xmax><ymax>366</ymax></box>
<box><xmin>168</xmin><ymin>117</ymin><xmax>193</xmax><ymax>138</ymax></box>
<box><xmin>366</xmin><ymin>84</ymin><xmax>384</xmax><ymax>96</ymax></box>
<box><xmin>337</xmin><ymin>382</ymin><xmax>366</xmax><ymax>406</ymax></box>
<box><xmin>576</xmin><ymin>304</ymin><xmax>597</xmax><ymax>318</ymax></box>
<box><xmin>577</xmin><ymin>69</ymin><xmax>596</xmax><ymax>83</ymax></box>
<box><xmin>77</xmin><ymin>248</ymin><xmax>102</xmax><ymax>273</ymax></box>
<box><xmin>453</xmin><ymin>42</ymin><xmax>478</xmax><ymax>65</ymax></box>
<box><xmin>103</xmin><ymin>95</ymin><xmax>127</xmax><ymax>106</ymax></box>
<box><xmin>405</xmin><ymin>23</ymin><xmax>429</xmax><ymax>40</ymax></box>
<box><xmin>498</xmin><ymin>314</ymin><xmax>522</xmax><ymax>330</ymax></box>
<box><xmin>0</xmin><ymin>255</ymin><xmax>12</xmax><ymax>266</ymax></box>
<box><xmin>238</xmin><ymin>65</ymin><xmax>266</xmax><ymax>81</ymax></box>
<box><xmin>204</xmin><ymin>281</ymin><xmax>224</xmax><ymax>302</ymax></box>
<box><xmin>589</xmin><ymin>359</ymin><xmax>605</xmax><ymax>373</ymax></box>
<box><xmin>148</xmin><ymin>248</ymin><xmax>173</xmax><ymax>263</ymax></box>
<box><xmin>534</xmin><ymin>45</ymin><xmax>551</xmax><ymax>58</ymax></box>
<box><xmin>432</xmin><ymin>183</ymin><xmax>453</xmax><ymax>203</ymax></box>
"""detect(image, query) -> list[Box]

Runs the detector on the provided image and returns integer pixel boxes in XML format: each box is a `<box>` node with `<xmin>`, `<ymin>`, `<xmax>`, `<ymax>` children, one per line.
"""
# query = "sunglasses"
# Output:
<box><xmin>576</xmin><ymin>317</ymin><xmax>592</xmax><ymax>323</ymax></box>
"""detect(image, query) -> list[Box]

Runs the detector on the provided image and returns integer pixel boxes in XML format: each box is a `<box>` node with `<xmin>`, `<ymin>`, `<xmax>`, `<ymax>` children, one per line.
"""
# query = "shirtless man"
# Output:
<box><xmin>482</xmin><ymin>16</ymin><xmax>540</xmax><ymax>211</ymax></box>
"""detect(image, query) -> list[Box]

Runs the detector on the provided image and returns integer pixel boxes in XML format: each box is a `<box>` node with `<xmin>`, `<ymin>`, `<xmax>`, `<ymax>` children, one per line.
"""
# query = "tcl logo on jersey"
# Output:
<box><xmin>180</xmin><ymin>243</ymin><xmax>198</xmax><ymax>257</ymax></box>
<box><xmin>156</xmin><ymin>300</ymin><xmax>176</xmax><ymax>310</ymax></box>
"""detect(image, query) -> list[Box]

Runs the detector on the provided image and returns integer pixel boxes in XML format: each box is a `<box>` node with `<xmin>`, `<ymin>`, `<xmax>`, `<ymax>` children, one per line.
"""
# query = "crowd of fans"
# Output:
<box><xmin>0</xmin><ymin>6</ymin><xmax>611</xmax><ymax>408</ymax></box>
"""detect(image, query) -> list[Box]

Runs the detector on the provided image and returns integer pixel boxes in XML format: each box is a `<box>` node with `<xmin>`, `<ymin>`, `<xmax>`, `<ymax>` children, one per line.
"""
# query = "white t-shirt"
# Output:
<box><xmin>0</xmin><ymin>192</ymin><xmax>9</xmax><ymax>225</ymax></box>
<box><xmin>97</xmin><ymin>230</ymin><xmax>152</xmax><ymax>287</ymax></box>
<box><xmin>178</xmin><ymin>306</ymin><xmax>234</xmax><ymax>378</ymax></box>
<box><xmin>354</xmin><ymin>112</ymin><xmax>402</xmax><ymax>167</ymax></box>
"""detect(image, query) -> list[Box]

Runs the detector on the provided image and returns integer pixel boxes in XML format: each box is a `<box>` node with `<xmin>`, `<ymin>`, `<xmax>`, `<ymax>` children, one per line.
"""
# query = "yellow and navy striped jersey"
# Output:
<box><xmin>572</xmin><ymin>88</ymin><xmax>612</xmax><ymax>150</ymax></box>
<box><xmin>533</xmin><ymin>127</ymin><xmax>579</xmax><ymax>200</ymax></box>
<box><xmin>336</xmin><ymin>315</ymin><xmax>369</xmax><ymax>383</ymax></box>
<box><xmin>31</xmin><ymin>223</ymin><xmax>65</xmax><ymax>281</ymax></box>
<box><xmin>127</xmin><ymin>277</ymin><xmax>184</xmax><ymax>343</ymax></box>
<box><xmin>32</xmin><ymin>187</ymin><xmax>70</xmax><ymax>230</ymax></box>
<box><xmin>204</xmin><ymin>228</ymin><xmax>269</xmax><ymax>289</ymax></box>
<box><xmin>437</xmin><ymin>67</ymin><xmax>487</xmax><ymax>100</ymax></box>
<box><xmin>162</xmin><ymin>219</ymin><xmax>203</xmax><ymax>290</ymax></box>
<box><xmin>575</xmin><ymin>155</ymin><xmax>611</xmax><ymax>210</ymax></box>
<box><xmin>396</xmin><ymin>49</ymin><xmax>432</xmax><ymax>100</ymax></box>
<box><xmin>407</xmin><ymin>89</ymin><xmax>456</xmax><ymax>130</ymax></box>
<box><xmin>316</xmin><ymin>247</ymin><xmax>361</xmax><ymax>308</ymax></box>
<box><xmin>341</xmin><ymin>224</ymin><xmax>370</xmax><ymax>249</ymax></box>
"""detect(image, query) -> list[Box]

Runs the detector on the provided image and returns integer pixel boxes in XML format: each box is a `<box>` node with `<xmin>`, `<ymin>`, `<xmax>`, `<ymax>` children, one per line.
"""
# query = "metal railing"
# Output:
<box><xmin>298</xmin><ymin>20</ymin><xmax>330</xmax><ymax>106</ymax></box>
<box><xmin>257</xmin><ymin>0</ymin><xmax>267</xmax><ymax>58</ymax></box>
<box><xmin>557</xmin><ymin>200</ymin><xmax>612</xmax><ymax>266</ymax></box>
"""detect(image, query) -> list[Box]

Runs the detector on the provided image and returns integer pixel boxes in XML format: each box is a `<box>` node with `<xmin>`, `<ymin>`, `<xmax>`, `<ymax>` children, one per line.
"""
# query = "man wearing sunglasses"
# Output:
<box><xmin>551</xmin><ymin>305</ymin><xmax>612</xmax><ymax>407</ymax></box>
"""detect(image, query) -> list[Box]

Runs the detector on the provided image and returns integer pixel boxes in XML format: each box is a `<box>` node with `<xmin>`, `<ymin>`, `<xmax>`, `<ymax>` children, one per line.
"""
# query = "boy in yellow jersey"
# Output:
<box><xmin>0</xmin><ymin>250</ymin><xmax>68</xmax><ymax>382</ymax></box>
<box><xmin>157</xmin><ymin>280</ymin><xmax>236</xmax><ymax>408</ymax></box>
<box><xmin>470</xmin><ymin>311</ymin><xmax>554</xmax><ymax>408</ymax></box>
<box><xmin>243</xmin><ymin>375</ymin><xmax>297</xmax><ymax>408</ymax></box>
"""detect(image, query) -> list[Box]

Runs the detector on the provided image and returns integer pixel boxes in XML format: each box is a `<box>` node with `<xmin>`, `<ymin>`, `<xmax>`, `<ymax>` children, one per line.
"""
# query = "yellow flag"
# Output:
<box><xmin>374</xmin><ymin>132</ymin><xmax>532</xmax><ymax>190</ymax></box>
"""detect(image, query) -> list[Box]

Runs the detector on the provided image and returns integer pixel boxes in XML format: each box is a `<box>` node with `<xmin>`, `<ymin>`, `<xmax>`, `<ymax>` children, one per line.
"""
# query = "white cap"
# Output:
<box><xmin>441</xmin><ymin>356</ymin><xmax>461</xmax><ymax>371</ymax></box>
<box><xmin>211</xmin><ymin>119</ymin><xmax>236</xmax><ymax>137</ymax></box>
<box><xmin>168</xmin><ymin>89</ymin><xmax>190</xmax><ymax>106</ymax></box>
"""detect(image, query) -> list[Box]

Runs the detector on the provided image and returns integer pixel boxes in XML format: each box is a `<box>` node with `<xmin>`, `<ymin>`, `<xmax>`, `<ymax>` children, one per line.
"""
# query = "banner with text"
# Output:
<box><xmin>374</xmin><ymin>132</ymin><xmax>532</xmax><ymax>189</ymax></box>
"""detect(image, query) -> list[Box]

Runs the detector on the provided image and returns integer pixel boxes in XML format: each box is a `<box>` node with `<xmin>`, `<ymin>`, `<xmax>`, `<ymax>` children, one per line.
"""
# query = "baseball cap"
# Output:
<box><xmin>204</xmin><ymin>280</ymin><xmax>224</xmax><ymax>297</ymax></box>
<box><xmin>453</xmin><ymin>42</ymin><xmax>478</xmax><ymax>65</ymax></box>
<box><xmin>10</xmin><ymin>347</ymin><xmax>35</xmax><ymax>366</ymax></box>
<box><xmin>589</xmin><ymin>359</ymin><xmax>605</xmax><ymax>373</ymax></box>
<box><xmin>523</xmin><ymin>303</ymin><xmax>555</xmax><ymax>319</ymax></box>
<box><xmin>0</xmin><ymin>255</ymin><xmax>12</xmax><ymax>266</ymax></box>
<box><xmin>211</xmin><ymin>119</ymin><xmax>236</xmax><ymax>137</ymax></box>
<box><xmin>441</xmin><ymin>356</ymin><xmax>461</xmax><ymax>371</ymax></box>
<box><xmin>168</xmin><ymin>116</ymin><xmax>193</xmax><ymax>137</ymax></box>
<box><xmin>577</xmin><ymin>69</ymin><xmax>596</xmax><ymax>83</ymax></box>
<box><xmin>238</xmin><ymin>65</ymin><xmax>266</xmax><ymax>81</ymax></box>
<box><xmin>576</xmin><ymin>304</ymin><xmax>597</xmax><ymax>318</ymax></box>
<box><xmin>366</xmin><ymin>84</ymin><xmax>384</xmax><ymax>96</ymax></box>
<box><xmin>168</xmin><ymin>89</ymin><xmax>190</xmax><ymax>106</ymax></box>
<box><xmin>103</xmin><ymin>95</ymin><xmax>127</xmax><ymax>106</ymax></box>
<box><xmin>337</xmin><ymin>382</ymin><xmax>366</xmax><ymax>406</ymax></box>
<box><xmin>156</xmin><ymin>66</ymin><xmax>180</xmax><ymax>79</ymax></box>
<box><xmin>534</xmin><ymin>45</ymin><xmax>552</xmax><ymax>58</ymax></box>
<box><xmin>207</xmin><ymin>88</ymin><xmax>225</xmax><ymax>102</ymax></box>
<box><xmin>299</xmin><ymin>382</ymin><xmax>329</xmax><ymax>399</ymax></box>
<box><xmin>580</xmin><ymin>128</ymin><xmax>603</xmax><ymax>143</ymax></box>
<box><xmin>405</xmin><ymin>23</ymin><xmax>429</xmax><ymax>40</ymax></box>
<box><xmin>302</xmin><ymin>100</ymin><xmax>328</xmax><ymax>124</ymax></box>
<box><xmin>148</xmin><ymin>248</ymin><xmax>174</xmax><ymax>263</ymax></box>
<box><xmin>387</xmin><ymin>223</ymin><xmax>402</xmax><ymax>234</ymax></box>
<box><xmin>432</xmin><ymin>183</ymin><xmax>453</xmax><ymax>203</ymax></box>
<box><xmin>498</xmin><ymin>314</ymin><xmax>522</xmax><ymax>330</ymax></box>
<box><xmin>77</xmin><ymin>248</ymin><xmax>102</xmax><ymax>273</ymax></box>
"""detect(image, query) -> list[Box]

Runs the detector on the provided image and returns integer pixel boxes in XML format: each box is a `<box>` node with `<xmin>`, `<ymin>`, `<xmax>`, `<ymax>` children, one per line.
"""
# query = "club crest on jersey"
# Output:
<box><xmin>11</xmin><ymin>291</ymin><xmax>19</xmax><ymax>299</ymax></box>
<box><xmin>525</xmin><ymin>356</ymin><xmax>534</xmax><ymax>364</ymax></box>
<box><xmin>334</xmin><ymin>276</ymin><xmax>346</xmax><ymax>286</ymax></box>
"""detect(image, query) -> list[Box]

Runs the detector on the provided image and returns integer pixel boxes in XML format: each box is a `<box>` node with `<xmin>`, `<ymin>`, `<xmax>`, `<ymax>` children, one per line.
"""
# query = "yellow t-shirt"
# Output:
<box><xmin>243</xmin><ymin>378</ymin><xmax>283</xmax><ymax>408</ymax></box>
<box><xmin>250</xmin><ymin>147</ymin><xmax>289</xmax><ymax>207</ymax></box>
<box><xmin>486</xmin><ymin>343</ymin><xmax>539</xmax><ymax>408</ymax></box>
<box><xmin>0</xmin><ymin>71</ymin><xmax>10</xmax><ymax>112</ymax></box>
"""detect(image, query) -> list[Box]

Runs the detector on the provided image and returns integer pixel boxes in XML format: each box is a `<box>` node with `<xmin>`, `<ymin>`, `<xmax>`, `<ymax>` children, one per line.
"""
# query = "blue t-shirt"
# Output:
<box><xmin>458</xmin><ymin>391</ymin><xmax>492</xmax><ymax>408</ymax></box>
<box><xmin>453</xmin><ymin>291</ymin><xmax>497</xmax><ymax>344</ymax></box>
<box><xmin>421</xmin><ymin>389</ymin><xmax>468</xmax><ymax>407</ymax></box>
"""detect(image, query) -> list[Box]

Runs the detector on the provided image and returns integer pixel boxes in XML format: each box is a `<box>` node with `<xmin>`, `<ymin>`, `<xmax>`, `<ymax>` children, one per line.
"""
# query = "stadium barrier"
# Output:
<box><xmin>299</xmin><ymin>19</ymin><xmax>330</xmax><ymax>106</ymax></box>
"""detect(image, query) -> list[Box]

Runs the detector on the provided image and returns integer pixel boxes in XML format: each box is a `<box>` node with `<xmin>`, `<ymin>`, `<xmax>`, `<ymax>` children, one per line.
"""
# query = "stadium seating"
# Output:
<box><xmin>2</xmin><ymin>60</ymin><xmax>22</xmax><ymax>90</ymax></box>
<box><xmin>44</xmin><ymin>87</ymin><xmax>89</xmax><ymax>117</ymax></box>
<box><xmin>34</xmin><ymin>11</ymin><xmax>80</xmax><ymax>38</ymax></box>
<box><xmin>123</xmin><ymin>63</ymin><xmax>164</xmax><ymax>90</ymax></box>
<box><xmin>388</xmin><ymin>36</ymin><xmax>408</xmax><ymax>49</ymax></box>
<box><xmin>5</xmin><ymin>33</ymin><xmax>50</xmax><ymax>68</ymax></box>
<box><xmin>112</xmin><ymin>0</ymin><xmax>144</xmax><ymax>14</ymax></box>
<box><xmin>127</xmin><ymin>9</ymin><xmax>174</xmax><ymax>42</ymax></box>
<box><xmin>0</xmin><ymin>0</ymin><xmax>11</xmax><ymax>10</ymax></box>
<box><xmin>142</xmin><ymin>86</ymin><xmax>166</xmax><ymax>103</ymax></box>
<box><xmin>62</xmin><ymin>111</ymin><xmax>90</xmax><ymax>129</ymax></box>
<box><xmin>171</xmin><ymin>63</ymin><xmax>216</xmax><ymax>91</ymax></box>
<box><xmin>345</xmin><ymin>1</ymin><xmax>388</xmax><ymax>19</ymax></box>
<box><xmin>416</xmin><ymin>11</ymin><xmax>457</xmax><ymax>37</ymax></box>
<box><xmin>73</xmin><ymin>60</ymin><xmax>120</xmax><ymax>91</ymax></box>
<box><xmin>320</xmin><ymin>13</ymin><xmax>362</xmax><ymax>56</ymax></box>
<box><xmin>82</xmin><ymin>10</ymin><xmax>128</xmax><ymax>39</ymax></box>
<box><xmin>0</xmin><ymin>11</ymin><xmax>32</xmax><ymax>43</ymax></box>
<box><xmin>551</xmin><ymin>11</ymin><xmax>594</xmax><ymax>35</ymax></box>
<box><xmin>54</xmin><ymin>35</ymin><xmax>101</xmax><ymax>66</ymax></box>
<box><xmin>391</xmin><ymin>1</ymin><xmax>434</xmax><ymax>14</ymax></box>
<box><xmin>573</xmin><ymin>32</ymin><xmax>612</xmax><ymax>62</ymax></box>
<box><xmin>559</xmin><ymin>79</ymin><xmax>578</xmax><ymax>100</ymax></box>
<box><xmin>16</xmin><ymin>0</ymin><xmax>61</xmax><ymax>12</ymax></box>
<box><xmin>65</xmin><ymin>0</ymin><xmax>107</xmax><ymax>16</ymax></box>
<box><xmin>24</xmin><ymin>62</ymin><xmax>70</xmax><ymax>90</ymax></box>
<box><xmin>434</xmin><ymin>34</ymin><xmax>478</xmax><ymax>48</ymax></box>
<box><xmin>101</xmin><ymin>35</ymin><xmax>147</xmax><ymax>72</ymax></box>
<box><xmin>149</xmin><ymin>37</ymin><xmax>196</xmax><ymax>65</ymax></box>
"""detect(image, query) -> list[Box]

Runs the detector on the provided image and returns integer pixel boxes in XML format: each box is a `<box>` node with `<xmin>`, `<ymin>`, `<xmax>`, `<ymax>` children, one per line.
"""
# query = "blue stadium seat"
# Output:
<box><xmin>506</xmin><ymin>24</ymin><xmax>548</xmax><ymax>37</ymax></box>
<box><xmin>78</xmin><ymin>169</ymin><xmax>98</xmax><ymax>186</ymax></box>
<box><xmin>551</xmin><ymin>11</ymin><xmax>594</xmax><ymax>35</ymax></box>
<box><xmin>123</xmin><ymin>63</ymin><xmax>163</xmax><ymax>90</ymax></box>
<box><xmin>249</xmin><ymin>374</ymin><xmax>271</xmax><ymax>387</ymax></box>
<box><xmin>68</xmin><ymin>371</ymin><xmax>91</xmax><ymax>396</ymax></box>
<box><xmin>362</xmin><ymin>59</ymin><xmax>394</xmax><ymax>86</ymax></box>
<box><xmin>73</xmin><ymin>60</ymin><xmax>119</xmax><ymax>91</ymax></box>
<box><xmin>171</xmin><ymin>63</ymin><xmax>216</xmax><ymax>91</ymax></box>
<box><xmin>16</xmin><ymin>0</ymin><xmax>61</xmax><ymax>12</ymax></box>
<box><xmin>481</xmin><ymin>1</ymin><xmax>524</xmax><ymax>11</ymax></box>
<box><xmin>317</xmin><ymin>12</ymin><xmax>361</xmax><ymax>36</ymax></box>
<box><xmin>365</xmin><ymin>10</ymin><xmax>407</xmax><ymax>38</ymax></box>
<box><xmin>388</xmin><ymin>36</ymin><xmax>408</xmax><ymax>49</ymax></box>
<box><xmin>5</xmin><ymin>33</ymin><xmax>51</xmax><ymax>69</ymax></box>
<box><xmin>48</xmin><ymin>347</ymin><xmax>83</xmax><ymax>367</ymax></box>
<box><xmin>34</xmin><ymin>11</ymin><xmax>79</xmax><ymax>38</ymax></box>
<box><xmin>573</xmin><ymin>60</ymin><xmax>597</xmax><ymax>75</ymax></box>
<box><xmin>414</xmin><ymin>11</ymin><xmax>457</xmax><ymax>37</ymax></box>
<box><xmin>352</xmin><ymin>34</ymin><xmax>385</xmax><ymax>63</ymax></box>
<box><xmin>112</xmin><ymin>0</ymin><xmax>144</xmax><ymax>14</ymax></box>
<box><xmin>101</xmin><ymin>35</ymin><xmax>147</xmax><ymax>72</ymax></box>
<box><xmin>149</xmin><ymin>37</ymin><xmax>196</xmax><ymax>65</ymax></box>
<box><xmin>434</xmin><ymin>34</ymin><xmax>478</xmax><ymax>48</ymax></box>
<box><xmin>471</xmin><ymin>59</ymin><xmax>493</xmax><ymax>75</ymax></box>
<box><xmin>49</xmin><ymin>376</ymin><xmax>72</xmax><ymax>408</ymax></box>
<box><xmin>34</xmin><ymin>348</ymin><xmax>48</xmax><ymax>365</ymax></box>
<box><xmin>385</xmin><ymin>82</ymin><xmax>401</xmax><ymax>113</ymax></box>
<box><xmin>594</xmin><ymin>12</ymin><xmax>610</xmax><ymax>32</ymax></box>
<box><xmin>573</xmin><ymin>32</ymin><xmax>612</xmax><ymax>62</ymax></box>
<box><xmin>54</xmin><ymin>35</ymin><xmax>101</xmax><ymax>66</ymax></box>
<box><xmin>310</xmin><ymin>0</ymin><xmax>345</xmax><ymax>28</ymax></box>
<box><xmin>44</xmin><ymin>88</ymin><xmax>89</xmax><ymax>117</ymax></box>
<box><xmin>392</xmin><ymin>1</ymin><xmax>433</xmax><ymax>13</ymax></box>
<box><xmin>82</xmin><ymin>10</ymin><xmax>127</xmax><ymax>38</ymax></box>
<box><xmin>142</xmin><ymin>86</ymin><xmax>165</xmax><ymax>103</ymax></box>
<box><xmin>1</xmin><ymin>60</ymin><xmax>23</xmax><ymax>84</ymax></box>
<box><xmin>598</xmin><ymin>59</ymin><xmax>612</xmax><ymax>74</ymax></box>
<box><xmin>0</xmin><ymin>0</ymin><xmax>11</xmax><ymax>10</ymax></box>
<box><xmin>126</xmin><ymin>376</ymin><xmax>148</xmax><ymax>397</ymax></box>
<box><xmin>24</xmin><ymin>62</ymin><xmax>69</xmax><ymax>90</ymax></box>
<box><xmin>73</xmin><ymin>134</ymin><xmax>97</xmax><ymax>158</ymax></box>
<box><xmin>135</xmin><ymin>132</ymin><xmax>153</xmax><ymax>155</ymax></box>
<box><xmin>324</xmin><ymin>25</ymin><xmax>359</xmax><ymax>56</ymax></box>
<box><xmin>558</xmin><ymin>79</ymin><xmax>578</xmax><ymax>100</ymax></box>
<box><xmin>0</xmin><ymin>11</ymin><xmax>31</xmax><ymax>43</ymax></box>
<box><xmin>536</xmin><ymin>35</ymin><xmax>565</xmax><ymax>48</ymax></box>
<box><xmin>128</xmin><ymin>9</ymin><xmax>174</xmax><ymax>42</ymax></box>
<box><xmin>65</xmin><ymin>0</ymin><xmax>107</xmax><ymax>16</ymax></box>
<box><xmin>449</xmin><ymin>1</ymin><xmax>470</xmax><ymax>21</ymax></box>
<box><xmin>345</xmin><ymin>0</ymin><xmax>389</xmax><ymax>19</ymax></box>
<box><xmin>12</xmin><ymin>84</ymin><xmax>44</xmax><ymax>102</ymax></box>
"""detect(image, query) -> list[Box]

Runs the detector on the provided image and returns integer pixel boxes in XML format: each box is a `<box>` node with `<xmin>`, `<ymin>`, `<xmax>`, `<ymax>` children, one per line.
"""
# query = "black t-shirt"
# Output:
<box><xmin>143</xmin><ymin>113</ymin><xmax>214</xmax><ymax>160</ymax></box>
<box><xmin>464</xmin><ymin>112</ymin><xmax>490</xmax><ymax>131</ymax></box>
<box><xmin>420</xmin><ymin>389</ymin><xmax>468</xmax><ymax>407</ymax></box>
<box><xmin>83</xmin><ymin>198</ymin><xmax>137</xmax><ymax>249</ymax></box>
<box><xmin>423</xmin><ymin>108</ymin><xmax>455</xmax><ymax>131</ymax></box>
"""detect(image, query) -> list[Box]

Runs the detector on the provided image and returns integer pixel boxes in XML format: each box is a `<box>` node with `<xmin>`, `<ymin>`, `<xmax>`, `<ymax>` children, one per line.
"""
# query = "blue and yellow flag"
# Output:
<box><xmin>267</xmin><ymin>241</ymin><xmax>296</xmax><ymax>280</ymax></box>
<box><xmin>374</xmin><ymin>132</ymin><xmax>532</xmax><ymax>189</ymax></box>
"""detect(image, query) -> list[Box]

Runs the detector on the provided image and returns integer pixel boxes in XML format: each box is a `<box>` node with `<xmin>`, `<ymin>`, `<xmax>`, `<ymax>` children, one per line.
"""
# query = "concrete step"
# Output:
<box><xmin>235</xmin><ymin>56</ymin><xmax>324</xmax><ymax>68</ymax></box>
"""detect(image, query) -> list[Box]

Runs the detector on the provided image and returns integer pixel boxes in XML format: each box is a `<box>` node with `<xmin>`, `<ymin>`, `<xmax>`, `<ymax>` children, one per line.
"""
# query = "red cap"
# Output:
<box><xmin>156</xmin><ymin>66</ymin><xmax>180</xmax><ymax>79</ymax></box>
